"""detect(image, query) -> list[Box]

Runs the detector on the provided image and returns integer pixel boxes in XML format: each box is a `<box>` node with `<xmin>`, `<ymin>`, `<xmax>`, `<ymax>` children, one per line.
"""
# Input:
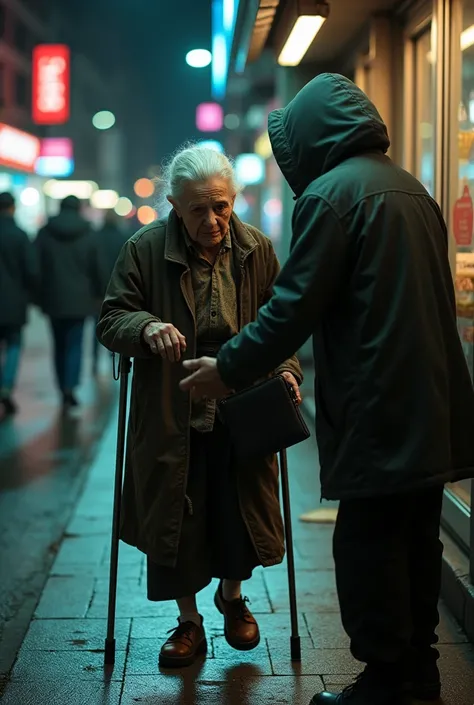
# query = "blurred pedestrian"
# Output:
<box><xmin>92</xmin><ymin>209</ymin><xmax>129</xmax><ymax>374</ymax></box>
<box><xmin>36</xmin><ymin>195</ymin><xmax>103</xmax><ymax>408</ymax></box>
<box><xmin>97</xmin><ymin>145</ymin><xmax>302</xmax><ymax>668</ymax></box>
<box><xmin>180</xmin><ymin>75</ymin><xmax>474</xmax><ymax>705</ymax></box>
<box><xmin>0</xmin><ymin>192</ymin><xmax>37</xmax><ymax>415</ymax></box>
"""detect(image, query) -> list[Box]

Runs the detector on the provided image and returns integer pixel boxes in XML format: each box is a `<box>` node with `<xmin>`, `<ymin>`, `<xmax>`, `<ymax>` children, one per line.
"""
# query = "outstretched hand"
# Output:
<box><xmin>179</xmin><ymin>357</ymin><xmax>230</xmax><ymax>400</ymax></box>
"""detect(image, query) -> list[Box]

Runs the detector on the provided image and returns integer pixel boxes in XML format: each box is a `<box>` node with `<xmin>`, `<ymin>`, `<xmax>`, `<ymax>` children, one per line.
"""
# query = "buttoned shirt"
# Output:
<box><xmin>184</xmin><ymin>228</ymin><xmax>239</xmax><ymax>432</ymax></box>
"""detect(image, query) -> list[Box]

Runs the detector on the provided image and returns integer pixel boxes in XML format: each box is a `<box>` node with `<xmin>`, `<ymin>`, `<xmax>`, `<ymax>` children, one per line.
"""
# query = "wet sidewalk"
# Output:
<box><xmin>0</xmin><ymin>311</ymin><xmax>117</xmax><ymax>686</ymax></box>
<box><xmin>1</xmin><ymin>383</ymin><xmax>474</xmax><ymax>704</ymax></box>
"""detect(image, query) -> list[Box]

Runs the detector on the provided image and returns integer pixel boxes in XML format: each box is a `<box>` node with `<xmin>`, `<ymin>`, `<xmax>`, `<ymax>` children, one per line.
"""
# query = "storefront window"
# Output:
<box><xmin>414</xmin><ymin>29</ymin><xmax>435</xmax><ymax>196</ymax></box>
<box><xmin>449</xmin><ymin>2</ymin><xmax>474</xmax><ymax>513</ymax></box>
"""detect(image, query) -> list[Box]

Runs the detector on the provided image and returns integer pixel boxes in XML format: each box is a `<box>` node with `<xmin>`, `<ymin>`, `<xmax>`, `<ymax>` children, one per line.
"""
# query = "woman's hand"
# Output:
<box><xmin>280</xmin><ymin>371</ymin><xmax>302</xmax><ymax>405</ymax></box>
<box><xmin>143</xmin><ymin>321</ymin><xmax>187</xmax><ymax>362</ymax></box>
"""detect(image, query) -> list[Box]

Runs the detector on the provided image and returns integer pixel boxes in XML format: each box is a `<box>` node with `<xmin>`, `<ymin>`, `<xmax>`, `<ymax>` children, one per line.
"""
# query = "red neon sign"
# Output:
<box><xmin>0</xmin><ymin>123</ymin><xmax>41</xmax><ymax>172</ymax></box>
<box><xmin>32</xmin><ymin>44</ymin><xmax>70</xmax><ymax>125</ymax></box>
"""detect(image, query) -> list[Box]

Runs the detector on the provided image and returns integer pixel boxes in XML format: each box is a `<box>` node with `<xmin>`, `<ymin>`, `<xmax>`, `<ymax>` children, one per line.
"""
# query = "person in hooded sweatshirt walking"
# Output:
<box><xmin>180</xmin><ymin>74</ymin><xmax>474</xmax><ymax>705</ymax></box>
<box><xmin>0</xmin><ymin>192</ymin><xmax>37</xmax><ymax>415</ymax></box>
<box><xmin>36</xmin><ymin>195</ymin><xmax>103</xmax><ymax>408</ymax></box>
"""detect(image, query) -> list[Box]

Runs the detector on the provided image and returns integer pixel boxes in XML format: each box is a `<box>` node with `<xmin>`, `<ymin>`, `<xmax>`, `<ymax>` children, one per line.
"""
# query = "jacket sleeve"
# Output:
<box><xmin>217</xmin><ymin>197</ymin><xmax>347</xmax><ymax>389</ymax></box>
<box><xmin>96</xmin><ymin>238</ymin><xmax>160</xmax><ymax>358</ymax></box>
<box><xmin>20</xmin><ymin>229</ymin><xmax>39</xmax><ymax>303</ymax></box>
<box><xmin>89</xmin><ymin>233</ymin><xmax>109</xmax><ymax>301</ymax></box>
<box><xmin>262</xmin><ymin>241</ymin><xmax>303</xmax><ymax>385</ymax></box>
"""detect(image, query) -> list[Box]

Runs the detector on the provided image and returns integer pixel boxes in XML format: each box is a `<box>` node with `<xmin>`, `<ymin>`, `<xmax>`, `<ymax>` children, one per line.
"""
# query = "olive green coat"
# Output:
<box><xmin>96</xmin><ymin>210</ymin><xmax>302</xmax><ymax>567</ymax></box>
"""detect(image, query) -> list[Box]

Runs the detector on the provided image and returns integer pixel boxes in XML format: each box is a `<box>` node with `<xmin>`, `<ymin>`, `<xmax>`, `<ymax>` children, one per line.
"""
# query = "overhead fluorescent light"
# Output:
<box><xmin>90</xmin><ymin>189</ymin><xmax>119</xmax><ymax>209</ymax></box>
<box><xmin>461</xmin><ymin>24</ymin><xmax>474</xmax><ymax>51</ymax></box>
<box><xmin>278</xmin><ymin>1</ymin><xmax>329</xmax><ymax>67</ymax></box>
<box><xmin>43</xmin><ymin>180</ymin><xmax>98</xmax><ymax>200</ymax></box>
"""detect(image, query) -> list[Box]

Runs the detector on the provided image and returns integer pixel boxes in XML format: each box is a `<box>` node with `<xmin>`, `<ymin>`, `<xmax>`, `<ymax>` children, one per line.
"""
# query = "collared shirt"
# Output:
<box><xmin>184</xmin><ymin>227</ymin><xmax>239</xmax><ymax>432</ymax></box>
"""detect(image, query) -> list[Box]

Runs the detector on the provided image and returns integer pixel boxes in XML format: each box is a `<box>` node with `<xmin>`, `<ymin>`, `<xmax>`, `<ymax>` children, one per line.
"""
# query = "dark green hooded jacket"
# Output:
<box><xmin>36</xmin><ymin>207</ymin><xmax>103</xmax><ymax>319</ymax></box>
<box><xmin>217</xmin><ymin>73</ymin><xmax>474</xmax><ymax>500</ymax></box>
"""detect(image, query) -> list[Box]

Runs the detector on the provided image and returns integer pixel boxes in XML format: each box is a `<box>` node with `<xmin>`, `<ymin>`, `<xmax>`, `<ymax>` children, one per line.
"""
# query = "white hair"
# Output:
<box><xmin>162</xmin><ymin>142</ymin><xmax>241</xmax><ymax>200</ymax></box>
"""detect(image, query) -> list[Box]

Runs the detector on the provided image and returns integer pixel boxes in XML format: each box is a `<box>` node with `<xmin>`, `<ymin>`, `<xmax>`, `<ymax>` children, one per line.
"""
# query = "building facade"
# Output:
<box><xmin>224</xmin><ymin>0</ymin><xmax>474</xmax><ymax>638</ymax></box>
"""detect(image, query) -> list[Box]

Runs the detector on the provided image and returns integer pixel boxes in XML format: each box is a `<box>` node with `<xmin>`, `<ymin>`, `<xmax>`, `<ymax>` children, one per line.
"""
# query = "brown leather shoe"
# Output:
<box><xmin>159</xmin><ymin>618</ymin><xmax>207</xmax><ymax>668</ymax></box>
<box><xmin>214</xmin><ymin>581</ymin><xmax>260</xmax><ymax>651</ymax></box>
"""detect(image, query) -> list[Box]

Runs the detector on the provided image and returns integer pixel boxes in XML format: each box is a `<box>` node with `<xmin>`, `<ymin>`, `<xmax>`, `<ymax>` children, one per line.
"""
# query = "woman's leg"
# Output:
<box><xmin>206</xmin><ymin>419</ymin><xmax>261</xmax><ymax>650</ymax></box>
<box><xmin>176</xmin><ymin>595</ymin><xmax>201</xmax><ymax>625</ymax></box>
<box><xmin>50</xmin><ymin>319</ymin><xmax>66</xmax><ymax>393</ymax></box>
<box><xmin>148</xmin><ymin>430</ymin><xmax>211</xmax><ymax>667</ymax></box>
<box><xmin>222</xmin><ymin>580</ymin><xmax>242</xmax><ymax>602</ymax></box>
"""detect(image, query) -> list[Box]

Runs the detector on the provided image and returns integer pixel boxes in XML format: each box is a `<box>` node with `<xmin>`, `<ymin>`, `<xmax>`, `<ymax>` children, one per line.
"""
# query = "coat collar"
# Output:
<box><xmin>164</xmin><ymin>208</ymin><xmax>258</xmax><ymax>266</ymax></box>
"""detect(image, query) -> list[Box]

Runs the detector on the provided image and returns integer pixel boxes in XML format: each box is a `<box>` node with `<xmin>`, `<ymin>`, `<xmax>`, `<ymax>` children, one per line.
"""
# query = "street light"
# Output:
<box><xmin>186</xmin><ymin>49</ymin><xmax>212</xmax><ymax>68</ymax></box>
<box><xmin>92</xmin><ymin>110</ymin><xmax>116</xmax><ymax>130</ymax></box>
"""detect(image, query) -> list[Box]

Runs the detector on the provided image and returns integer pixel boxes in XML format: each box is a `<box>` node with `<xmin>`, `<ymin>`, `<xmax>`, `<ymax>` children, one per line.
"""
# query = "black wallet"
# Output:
<box><xmin>217</xmin><ymin>375</ymin><xmax>310</xmax><ymax>458</ymax></box>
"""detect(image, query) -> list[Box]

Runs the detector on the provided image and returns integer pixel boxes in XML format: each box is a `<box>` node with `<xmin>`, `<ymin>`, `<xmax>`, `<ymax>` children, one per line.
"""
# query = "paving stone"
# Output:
<box><xmin>131</xmin><ymin>615</ymin><xmax>226</xmax><ymax>641</ymax></box>
<box><xmin>437</xmin><ymin>603</ymin><xmax>470</xmax><ymax>644</ymax></box>
<box><xmin>10</xmin><ymin>648</ymin><xmax>126</xmax><ymax>681</ymax></box>
<box><xmin>74</xmin><ymin>493</ymin><xmax>113</xmax><ymax>518</ymax></box>
<box><xmin>20</xmin><ymin>618</ymin><xmax>131</xmax><ymax>651</ymax></box>
<box><xmin>263</xmin><ymin>569</ymin><xmax>339</xmax><ymax>612</ymax></box>
<box><xmin>241</xmin><ymin>674</ymin><xmax>324</xmax><ymax>704</ymax></box>
<box><xmin>248</xmin><ymin>611</ymin><xmax>311</xmax><ymax>639</ymax></box>
<box><xmin>34</xmin><ymin>576</ymin><xmax>95</xmax><ymax>618</ymax></box>
<box><xmin>437</xmin><ymin>644</ymin><xmax>474</xmax><ymax>705</ymax></box>
<box><xmin>50</xmin><ymin>559</ymin><xmax>143</xmax><ymax>580</ymax></box>
<box><xmin>211</xmin><ymin>636</ymin><xmax>273</xmax><ymax>674</ymax></box>
<box><xmin>51</xmin><ymin>535</ymin><xmax>109</xmax><ymax>569</ymax></box>
<box><xmin>121</xmin><ymin>675</ymin><xmax>243</xmax><ymax>704</ymax></box>
<box><xmin>303</xmin><ymin>612</ymin><xmax>348</xmax><ymax>649</ymax></box>
<box><xmin>0</xmin><ymin>680</ymin><xmax>122</xmax><ymax>705</ymax></box>
<box><xmin>101</xmin><ymin>541</ymin><xmax>145</xmax><ymax>565</ymax></box>
<box><xmin>268</xmin><ymin>638</ymin><xmax>362</xmax><ymax>676</ymax></box>
<box><xmin>87</xmin><ymin>581</ymin><xmax>172</xmax><ymax>619</ymax></box>
<box><xmin>66</xmin><ymin>514</ymin><xmax>112</xmax><ymax>536</ymax></box>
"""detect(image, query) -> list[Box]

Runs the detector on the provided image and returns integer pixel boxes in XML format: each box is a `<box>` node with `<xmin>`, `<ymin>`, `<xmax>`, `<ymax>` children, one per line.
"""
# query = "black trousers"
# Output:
<box><xmin>333</xmin><ymin>487</ymin><xmax>444</xmax><ymax>668</ymax></box>
<box><xmin>147</xmin><ymin>420</ymin><xmax>259</xmax><ymax>601</ymax></box>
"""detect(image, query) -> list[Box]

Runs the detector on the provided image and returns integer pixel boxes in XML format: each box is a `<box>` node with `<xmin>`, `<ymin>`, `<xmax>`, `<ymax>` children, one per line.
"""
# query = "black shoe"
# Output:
<box><xmin>310</xmin><ymin>668</ymin><xmax>411</xmax><ymax>704</ymax></box>
<box><xmin>62</xmin><ymin>392</ymin><xmax>79</xmax><ymax>408</ymax></box>
<box><xmin>1</xmin><ymin>396</ymin><xmax>18</xmax><ymax>415</ymax></box>
<box><xmin>411</xmin><ymin>652</ymin><xmax>441</xmax><ymax>701</ymax></box>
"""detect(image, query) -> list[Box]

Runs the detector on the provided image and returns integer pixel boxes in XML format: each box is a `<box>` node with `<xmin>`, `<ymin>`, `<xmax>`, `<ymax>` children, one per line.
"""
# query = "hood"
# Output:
<box><xmin>268</xmin><ymin>73</ymin><xmax>390</xmax><ymax>197</ymax></box>
<box><xmin>46</xmin><ymin>211</ymin><xmax>89</xmax><ymax>241</ymax></box>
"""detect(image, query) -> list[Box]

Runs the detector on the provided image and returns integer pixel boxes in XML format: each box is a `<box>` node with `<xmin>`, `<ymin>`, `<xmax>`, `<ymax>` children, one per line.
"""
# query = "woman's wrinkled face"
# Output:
<box><xmin>168</xmin><ymin>178</ymin><xmax>235</xmax><ymax>251</ymax></box>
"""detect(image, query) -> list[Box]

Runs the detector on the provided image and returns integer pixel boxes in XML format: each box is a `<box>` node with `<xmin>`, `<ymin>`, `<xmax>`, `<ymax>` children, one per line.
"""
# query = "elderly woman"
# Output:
<box><xmin>96</xmin><ymin>145</ymin><xmax>302</xmax><ymax>668</ymax></box>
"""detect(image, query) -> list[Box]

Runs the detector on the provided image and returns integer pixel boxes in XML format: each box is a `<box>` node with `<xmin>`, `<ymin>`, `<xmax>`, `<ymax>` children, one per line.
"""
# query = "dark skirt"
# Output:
<box><xmin>146</xmin><ymin>419</ymin><xmax>259</xmax><ymax>601</ymax></box>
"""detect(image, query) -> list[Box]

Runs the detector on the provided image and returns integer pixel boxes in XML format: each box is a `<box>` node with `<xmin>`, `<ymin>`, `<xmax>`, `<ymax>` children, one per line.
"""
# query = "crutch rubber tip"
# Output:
<box><xmin>290</xmin><ymin>636</ymin><xmax>301</xmax><ymax>662</ymax></box>
<box><xmin>104</xmin><ymin>638</ymin><xmax>116</xmax><ymax>666</ymax></box>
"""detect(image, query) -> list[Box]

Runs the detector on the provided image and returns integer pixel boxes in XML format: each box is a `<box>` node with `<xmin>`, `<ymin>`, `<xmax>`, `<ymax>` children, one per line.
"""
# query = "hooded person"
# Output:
<box><xmin>180</xmin><ymin>74</ymin><xmax>474</xmax><ymax>705</ymax></box>
<box><xmin>36</xmin><ymin>195</ymin><xmax>103</xmax><ymax>407</ymax></box>
<box><xmin>0</xmin><ymin>192</ymin><xmax>38</xmax><ymax>415</ymax></box>
<box><xmin>91</xmin><ymin>210</ymin><xmax>130</xmax><ymax>374</ymax></box>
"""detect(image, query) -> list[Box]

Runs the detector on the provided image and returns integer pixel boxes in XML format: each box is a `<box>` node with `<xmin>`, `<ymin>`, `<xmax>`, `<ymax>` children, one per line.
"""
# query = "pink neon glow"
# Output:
<box><xmin>196</xmin><ymin>103</ymin><xmax>223</xmax><ymax>132</ymax></box>
<box><xmin>40</xmin><ymin>137</ymin><xmax>73</xmax><ymax>158</ymax></box>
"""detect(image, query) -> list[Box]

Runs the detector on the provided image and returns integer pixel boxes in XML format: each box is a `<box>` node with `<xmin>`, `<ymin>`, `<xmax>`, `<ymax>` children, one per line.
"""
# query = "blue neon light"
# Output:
<box><xmin>211</xmin><ymin>0</ymin><xmax>240</xmax><ymax>100</ymax></box>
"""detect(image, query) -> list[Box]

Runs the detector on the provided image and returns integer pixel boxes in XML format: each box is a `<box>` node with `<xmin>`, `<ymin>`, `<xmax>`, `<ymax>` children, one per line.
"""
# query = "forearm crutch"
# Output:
<box><xmin>104</xmin><ymin>355</ymin><xmax>132</xmax><ymax>666</ymax></box>
<box><xmin>279</xmin><ymin>447</ymin><xmax>301</xmax><ymax>661</ymax></box>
